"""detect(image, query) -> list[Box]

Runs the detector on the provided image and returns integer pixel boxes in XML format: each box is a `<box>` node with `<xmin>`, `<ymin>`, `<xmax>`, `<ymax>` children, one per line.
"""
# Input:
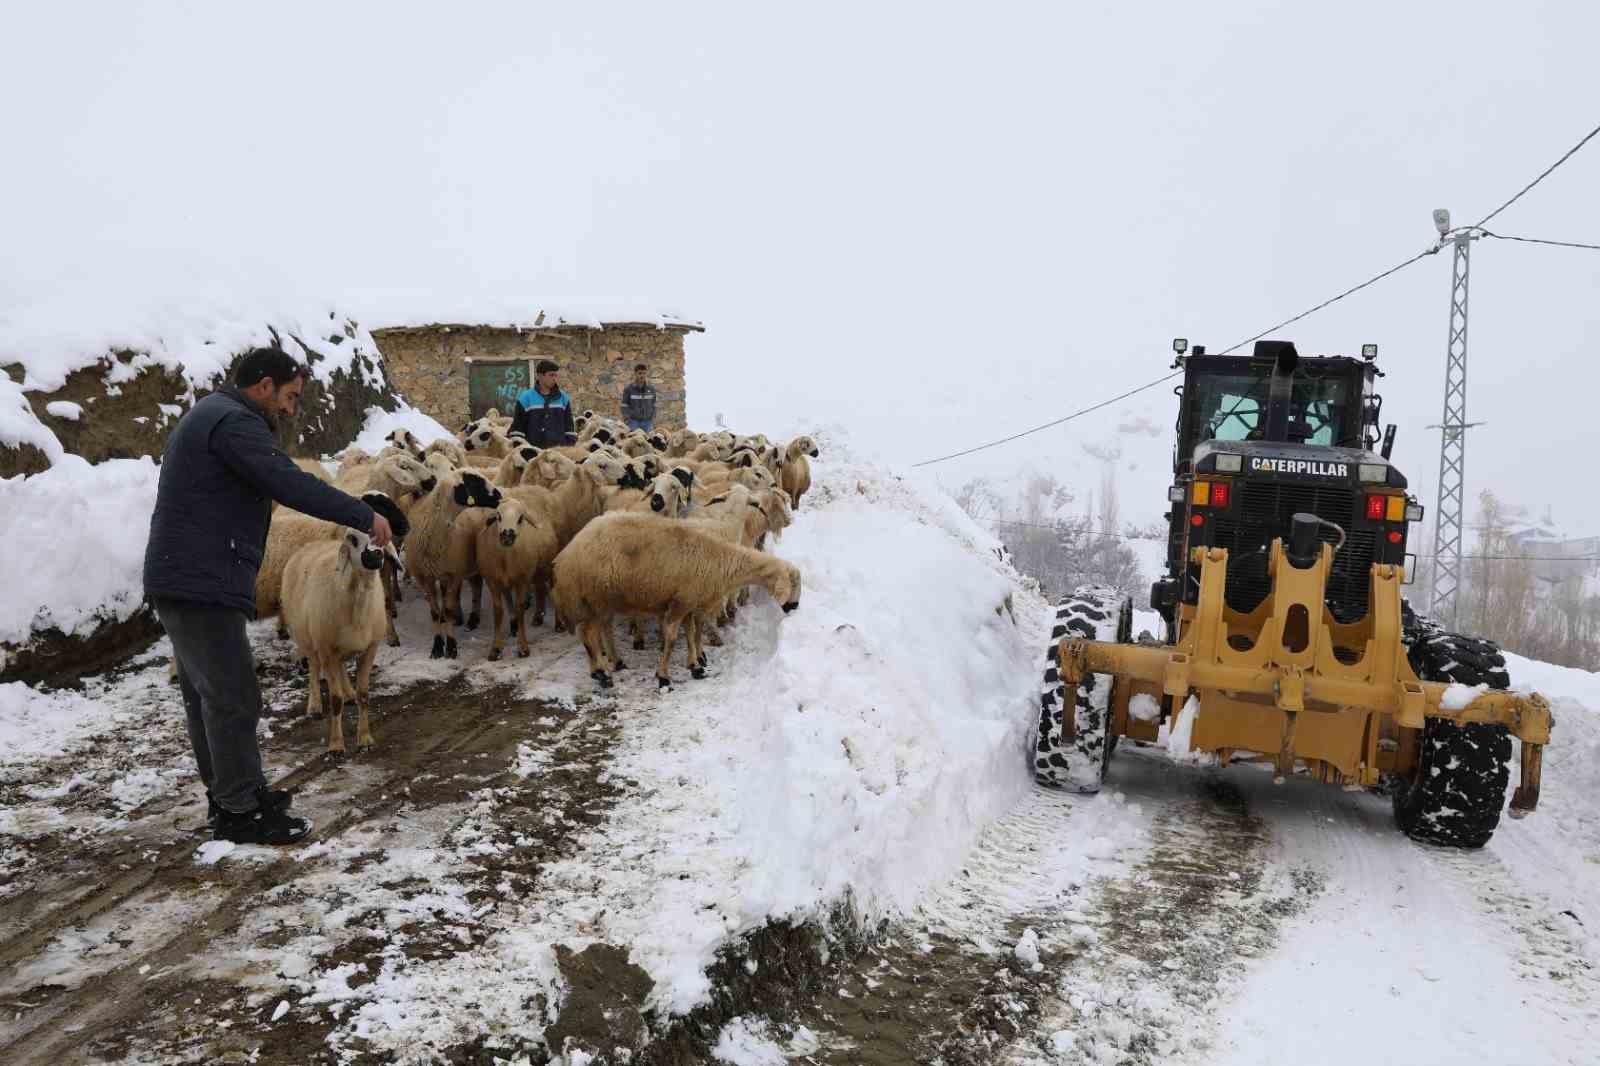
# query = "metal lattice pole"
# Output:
<box><xmin>1430</xmin><ymin>232</ymin><xmax>1475</xmax><ymax>627</ymax></box>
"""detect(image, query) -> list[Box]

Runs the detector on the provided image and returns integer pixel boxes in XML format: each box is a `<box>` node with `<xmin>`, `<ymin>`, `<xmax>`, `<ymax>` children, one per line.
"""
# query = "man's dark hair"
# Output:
<box><xmin>235</xmin><ymin>348</ymin><xmax>308</xmax><ymax>389</ymax></box>
<box><xmin>634</xmin><ymin>363</ymin><xmax>648</xmax><ymax>372</ymax></box>
<box><xmin>535</xmin><ymin>359</ymin><xmax>560</xmax><ymax>375</ymax></box>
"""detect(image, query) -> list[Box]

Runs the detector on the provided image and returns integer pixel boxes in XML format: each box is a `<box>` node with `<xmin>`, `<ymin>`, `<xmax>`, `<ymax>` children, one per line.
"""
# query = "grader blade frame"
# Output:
<box><xmin>1057</xmin><ymin>541</ymin><xmax>1550</xmax><ymax>813</ymax></box>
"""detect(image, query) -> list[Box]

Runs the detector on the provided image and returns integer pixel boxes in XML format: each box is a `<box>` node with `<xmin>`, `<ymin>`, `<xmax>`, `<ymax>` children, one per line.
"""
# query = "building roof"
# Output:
<box><xmin>372</xmin><ymin>307</ymin><xmax>703</xmax><ymax>334</ymax></box>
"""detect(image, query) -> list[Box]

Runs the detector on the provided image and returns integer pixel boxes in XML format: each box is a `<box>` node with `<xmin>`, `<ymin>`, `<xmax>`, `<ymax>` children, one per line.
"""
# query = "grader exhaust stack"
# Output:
<box><xmin>1034</xmin><ymin>340</ymin><xmax>1550</xmax><ymax>849</ymax></box>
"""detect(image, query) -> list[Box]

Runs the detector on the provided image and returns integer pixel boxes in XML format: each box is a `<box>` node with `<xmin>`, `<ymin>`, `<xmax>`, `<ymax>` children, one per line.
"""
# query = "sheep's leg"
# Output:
<box><xmin>305</xmin><ymin>650</ymin><xmax>325</xmax><ymax>719</ymax></box>
<box><xmin>657</xmin><ymin>613</ymin><xmax>685</xmax><ymax>690</ymax></box>
<box><xmin>701</xmin><ymin>611</ymin><xmax>724</xmax><ymax>647</ymax></box>
<box><xmin>531</xmin><ymin>570</ymin><xmax>549</xmax><ymax>627</ymax></box>
<box><xmin>487</xmin><ymin>579</ymin><xmax>507</xmax><ymax>662</ymax></box>
<box><xmin>442</xmin><ymin>577</ymin><xmax>463</xmax><ymax>659</ymax></box>
<box><xmin>579</xmin><ymin>621</ymin><xmax>612</xmax><ymax>688</ymax></box>
<box><xmin>603</xmin><ymin>621</ymin><xmax>629</xmax><ymax>671</ymax></box>
<box><xmin>383</xmin><ymin>558</ymin><xmax>401</xmax><ymax>647</ymax></box>
<box><xmin>322</xmin><ymin>655</ymin><xmax>346</xmax><ymax>753</ymax></box>
<box><xmin>423</xmin><ymin>580</ymin><xmax>446</xmax><ymax>659</ymax></box>
<box><xmin>354</xmin><ymin>643</ymin><xmax>378</xmax><ymax>750</ymax></box>
<box><xmin>466</xmin><ymin>574</ymin><xmax>483</xmax><ymax>631</ymax></box>
<box><xmin>630</xmin><ymin>617</ymin><xmax>646</xmax><ymax>651</ymax></box>
<box><xmin>687</xmin><ymin>615</ymin><xmax>707</xmax><ymax>679</ymax></box>
<box><xmin>512</xmin><ymin>580</ymin><xmax>531</xmax><ymax>658</ymax></box>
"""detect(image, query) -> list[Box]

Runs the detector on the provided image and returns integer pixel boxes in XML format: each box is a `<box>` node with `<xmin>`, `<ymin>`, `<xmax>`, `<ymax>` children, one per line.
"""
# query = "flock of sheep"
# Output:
<box><xmin>255</xmin><ymin>408</ymin><xmax>819</xmax><ymax>752</ymax></box>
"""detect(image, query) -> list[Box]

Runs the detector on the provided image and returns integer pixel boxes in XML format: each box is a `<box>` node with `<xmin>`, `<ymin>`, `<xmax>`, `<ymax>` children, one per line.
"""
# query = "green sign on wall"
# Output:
<box><xmin>466</xmin><ymin>360</ymin><xmax>530</xmax><ymax>423</ymax></box>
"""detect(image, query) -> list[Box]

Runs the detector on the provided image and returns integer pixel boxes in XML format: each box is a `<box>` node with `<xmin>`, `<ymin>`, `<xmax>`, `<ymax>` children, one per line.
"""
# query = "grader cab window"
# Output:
<box><xmin>1184</xmin><ymin>364</ymin><xmax>1361</xmax><ymax>456</ymax></box>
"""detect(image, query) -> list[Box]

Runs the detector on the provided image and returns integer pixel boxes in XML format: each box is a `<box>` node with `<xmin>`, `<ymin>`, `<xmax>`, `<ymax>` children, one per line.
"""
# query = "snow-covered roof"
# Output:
<box><xmin>370</xmin><ymin>307</ymin><xmax>704</xmax><ymax>333</ymax></box>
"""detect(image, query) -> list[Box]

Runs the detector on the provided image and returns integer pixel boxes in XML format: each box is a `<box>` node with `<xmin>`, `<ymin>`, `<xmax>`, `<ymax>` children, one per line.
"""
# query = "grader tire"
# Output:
<box><xmin>1394</xmin><ymin>624</ymin><xmax>1513</xmax><ymax>849</ymax></box>
<box><xmin>1035</xmin><ymin>585</ymin><xmax>1132</xmax><ymax>793</ymax></box>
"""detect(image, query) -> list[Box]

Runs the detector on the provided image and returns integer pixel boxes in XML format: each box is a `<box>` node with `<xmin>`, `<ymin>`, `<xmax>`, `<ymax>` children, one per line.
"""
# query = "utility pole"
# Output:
<box><xmin>1428</xmin><ymin>209</ymin><xmax>1483</xmax><ymax>628</ymax></box>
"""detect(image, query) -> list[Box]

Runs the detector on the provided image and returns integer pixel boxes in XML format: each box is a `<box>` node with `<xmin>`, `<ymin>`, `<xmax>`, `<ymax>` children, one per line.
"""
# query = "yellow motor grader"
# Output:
<box><xmin>1035</xmin><ymin>340</ymin><xmax>1549</xmax><ymax>848</ymax></box>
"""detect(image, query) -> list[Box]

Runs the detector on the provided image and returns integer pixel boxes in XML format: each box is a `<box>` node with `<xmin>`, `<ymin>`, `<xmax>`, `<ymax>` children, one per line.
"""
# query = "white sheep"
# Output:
<box><xmin>280</xmin><ymin>526</ymin><xmax>389</xmax><ymax>752</ymax></box>
<box><xmin>781</xmin><ymin>435</ymin><xmax>819</xmax><ymax>510</ymax></box>
<box><xmin>405</xmin><ymin>468</ymin><xmax>504</xmax><ymax>658</ymax></box>
<box><xmin>474</xmin><ymin>494</ymin><xmax>560</xmax><ymax>660</ymax></box>
<box><xmin>553</xmin><ymin>512</ymin><xmax>801</xmax><ymax>689</ymax></box>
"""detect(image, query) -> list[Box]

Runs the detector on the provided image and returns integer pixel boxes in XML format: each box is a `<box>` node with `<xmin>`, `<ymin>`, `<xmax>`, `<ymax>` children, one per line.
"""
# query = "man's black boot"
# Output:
<box><xmin>207</xmin><ymin>786</ymin><xmax>293</xmax><ymax>825</ymax></box>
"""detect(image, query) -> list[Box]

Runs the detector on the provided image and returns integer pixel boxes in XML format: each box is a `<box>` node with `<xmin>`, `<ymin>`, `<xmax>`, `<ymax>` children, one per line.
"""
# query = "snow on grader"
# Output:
<box><xmin>1036</xmin><ymin>339</ymin><xmax>1551</xmax><ymax>848</ymax></box>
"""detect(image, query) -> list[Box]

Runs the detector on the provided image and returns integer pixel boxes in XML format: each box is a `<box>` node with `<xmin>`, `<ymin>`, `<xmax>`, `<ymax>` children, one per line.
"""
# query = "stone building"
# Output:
<box><xmin>372</xmin><ymin>314</ymin><xmax>702</xmax><ymax>432</ymax></box>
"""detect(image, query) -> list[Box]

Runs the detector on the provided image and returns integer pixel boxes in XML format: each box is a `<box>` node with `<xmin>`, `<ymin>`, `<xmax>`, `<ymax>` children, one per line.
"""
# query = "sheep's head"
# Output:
<box><xmin>360</xmin><ymin>491</ymin><xmax>412</xmax><ymax>543</ymax></box>
<box><xmin>463</xmin><ymin>426</ymin><xmax>499</xmax><ymax>452</ymax></box>
<box><xmin>341</xmin><ymin>528</ymin><xmax>386</xmax><ymax>572</ymax></box>
<box><xmin>639</xmin><ymin>456</ymin><xmax>661</xmax><ymax>480</ymax></box>
<box><xmin>582</xmin><ymin>408</ymin><xmax>596</xmax><ymax>420</ymax></box>
<box><xmin>647</xmin><ymin>432</ymin><xmax>669</xmax><ymax>452</ymax></box>
<box><xmin>792</xmin><ymin>435</ymin><xmax>819</xmax><ymax>459</ymax></box>
<box><xmin>453</xmin><ymin>471</ymin><xmax>503</xmax><ymax>509</ymax></box>
<box><xmin>617</xmin><ymin>458</ymin><xmax>650</xmax><ymax>491</ymax></box>
<box><xmin>592</xmin><ymin>427</ymin><xmax>615</xmax><ymax>446</ymax></box>
<box><xmin>380</xmin><ymin>456</ymin><xmax>436</xmax><ymax>500</ymax></box>
<box><xmin>669</xmin><ymin>465</ymin><xmax>694</xmax><ymax>490</ymax></box>
<box><xmin>486</xmin><ymin>499</ymin><xmax>536</xmax><ymax>547</ymax></box>
<box><xmin>773</xmin><ymin>563</ymin><xmax>802</xmax><ymax>614</ymax></box>
<box><xmin>424</xmin><ymin>452</ymin><xmax>456</xmax><ymax>478</ymax></box>
<box><xmin>581</xmin><ymin>452</ymin><xmax>630</xmax><ymax>486</ymax></box>
<box><xmin>385</xmin><ymin>428</ymin><xmax>425</xmax><ymax>457</ymax></box>
<box><xmin>574</xmin><ymin>414</ymin><xmax>589</xmax><ymax>432</ymax></box>
<box><xmin>646</xmin><ymin>473</ymin><xmax>683</xmax><ymax>515</ymax></box>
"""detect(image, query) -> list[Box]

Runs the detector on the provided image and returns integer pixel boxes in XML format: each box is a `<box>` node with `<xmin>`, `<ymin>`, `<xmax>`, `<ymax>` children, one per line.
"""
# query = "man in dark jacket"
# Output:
<box><xmin>144</xmin><ymin>348</ymin><xmax>394</xmax><ymax>845</ymax></box>
<box><xmin>620</xmin><ymin>363</ymin><xmax>658</xmax><ymax>432</ymax></box>
<box><xmin>511</xmin><ymin>359</ymin><xmax>577</xmax><ymax>446</ymax></box>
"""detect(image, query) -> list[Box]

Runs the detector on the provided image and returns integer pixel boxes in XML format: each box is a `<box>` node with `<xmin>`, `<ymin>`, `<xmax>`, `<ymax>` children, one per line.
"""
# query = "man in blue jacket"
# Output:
<box><xmin>511</xmin><ymin>359</ymin><xmax>577</xmax><ymax>446</ymax></box>
<box><xmin>144</xmin><ymin>348</ymin><xmax>394</xmax><ymax>845</ymax></box>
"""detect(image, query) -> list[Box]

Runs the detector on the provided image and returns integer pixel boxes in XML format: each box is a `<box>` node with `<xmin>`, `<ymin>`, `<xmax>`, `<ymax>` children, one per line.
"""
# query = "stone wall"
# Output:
<box><xmin>372</xmin><ymin>323</ymin><xmax>697</xmax><ymax>432</ymax></box>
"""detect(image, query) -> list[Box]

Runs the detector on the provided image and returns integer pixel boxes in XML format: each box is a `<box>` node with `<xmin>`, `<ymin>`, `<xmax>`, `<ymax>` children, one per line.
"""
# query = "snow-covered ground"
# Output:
<box><xmin>4</xmin><ymin>418</ymin><xmax>1599</xmax><ymax>1064</ymax></box>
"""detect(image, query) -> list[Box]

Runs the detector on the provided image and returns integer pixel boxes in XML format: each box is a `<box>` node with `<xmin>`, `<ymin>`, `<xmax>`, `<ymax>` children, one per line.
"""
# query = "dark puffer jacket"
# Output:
<box><xmin>143</xmin><ymin>386</ymin><xmax>375</xmax><ymax>615</ymax></box>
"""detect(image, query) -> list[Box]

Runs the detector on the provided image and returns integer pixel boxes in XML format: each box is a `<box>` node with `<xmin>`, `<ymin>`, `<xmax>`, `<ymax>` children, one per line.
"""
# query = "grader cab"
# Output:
<box><xmin>1034</xmin><ymin>340</ymin><xmax>1550</xmax><ymax>848</ymax></box>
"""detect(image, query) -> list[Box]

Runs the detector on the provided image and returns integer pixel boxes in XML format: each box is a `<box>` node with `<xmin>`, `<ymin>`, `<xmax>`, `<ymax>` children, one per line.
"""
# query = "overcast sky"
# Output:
<box><xmin>4</xmin><ymin>1</ymin><xmax>1598</xmax><ymax>537</ymax></box>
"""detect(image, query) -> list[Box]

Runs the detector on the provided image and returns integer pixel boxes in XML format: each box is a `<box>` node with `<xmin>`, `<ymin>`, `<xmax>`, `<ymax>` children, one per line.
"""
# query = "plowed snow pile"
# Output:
<box><xmin>318</xmin><ymin>431</ymin><xmax>1048</xmax><ymax>1057</ymax></box>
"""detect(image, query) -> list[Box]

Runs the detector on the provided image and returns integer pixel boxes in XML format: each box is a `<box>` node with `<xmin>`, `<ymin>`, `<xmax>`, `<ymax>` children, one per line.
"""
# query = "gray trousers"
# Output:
<box><xmin>154</xmin><ymin>599</ymin><xmax>265</xmax><ymax>813</ymax></box>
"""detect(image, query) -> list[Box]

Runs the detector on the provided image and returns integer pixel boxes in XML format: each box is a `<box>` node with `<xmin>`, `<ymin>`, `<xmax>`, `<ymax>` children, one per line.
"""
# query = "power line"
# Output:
<box><xmin>1474</xmin><ymin>121</ymin><xmax>1600</xmax><ymax>228</ymax></box>
<box><xmin>1215</xmin><ymin>248</ymin><xmax>1438</xmax><ymax>355</ymax></box>
<box><xmin>910</xmin><ymin>118</ymin><xmax>1600</xmax><ymax>471</ymax></box>
<box><xmin>909</xmin><ymin>371</ymin><xmax>1181</xmax><ymax>468</ymax></box>
<box><xmin>911</xmin><ymin>245</ymin><xmax>1434</xmax><ymax>468</ymax></box>
<box><xmin>1482</xmin><ymin>230</ymin><xmax>1600</xmax><ymax>252</ymax></box>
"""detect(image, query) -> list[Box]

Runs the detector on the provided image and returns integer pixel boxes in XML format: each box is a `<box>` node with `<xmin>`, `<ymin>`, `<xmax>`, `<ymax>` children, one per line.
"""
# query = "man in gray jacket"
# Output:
<box><xmin>620</xmin><ymin>363</ymin><xmax>657</xmax><ymax>432</ymax></box>
<box><xmin>144</xmin><ymin>348</ymin><xmax>394</xmax><ymax>845</ymax></box>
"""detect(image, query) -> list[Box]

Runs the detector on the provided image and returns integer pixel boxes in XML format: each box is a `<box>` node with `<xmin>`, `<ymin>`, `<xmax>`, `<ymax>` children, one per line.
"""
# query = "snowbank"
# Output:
<box><xmin>557</xmin><ymin>436</ymin><xmax>1045</xmax><ymax>1015</ymax></box>
<box><xmin>0</xmin><ymin>455</ymin><xmax>160</xmax><ymax>646</ymax></box>
<box><xmin>326</xmin><ymin>432</ymin><xmax>1049</xmax><ymax>1052</ymax></box>
<box><xmin>1498</xmin><ymin>651</ymin><xmax>1600</xmax><ymax>966</ymax></box>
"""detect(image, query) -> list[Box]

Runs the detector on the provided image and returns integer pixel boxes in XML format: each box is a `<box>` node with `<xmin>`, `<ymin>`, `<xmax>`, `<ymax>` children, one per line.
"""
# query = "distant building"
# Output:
<box><xmin>1506</xmin><ymin>516</ymin><xmax>1600</xmax><ymax>593</ymax></box>
<box><xmin>372</xmin><ymin>311</ymin><xmax>703</xmax><ymax>432</ymax></box>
